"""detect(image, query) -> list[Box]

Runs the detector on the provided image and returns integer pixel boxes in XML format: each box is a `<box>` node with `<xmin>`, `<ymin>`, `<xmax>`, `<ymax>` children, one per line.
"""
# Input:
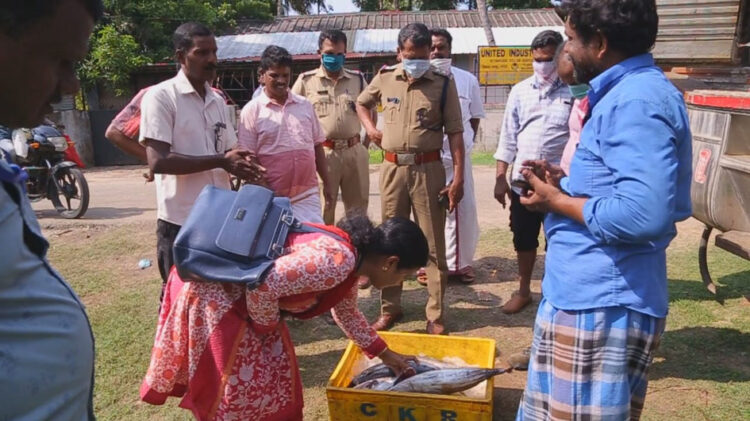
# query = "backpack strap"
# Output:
<box><xmin>291</xmin><ymin>221</ymin><xmax>346</xmax><ymax>243</ymax></box>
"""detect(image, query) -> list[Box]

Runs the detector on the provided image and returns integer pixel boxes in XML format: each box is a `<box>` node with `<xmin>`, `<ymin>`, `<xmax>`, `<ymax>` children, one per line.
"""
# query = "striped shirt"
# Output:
<box><xmin>493</xmin><ymin>75</ymin><xmax>573</xmax><ymax>192</ymax></box>
<box><xmin>238</xmin><ymin>90</ymin><xmax>325</xmax><ymax>199</ymax></box>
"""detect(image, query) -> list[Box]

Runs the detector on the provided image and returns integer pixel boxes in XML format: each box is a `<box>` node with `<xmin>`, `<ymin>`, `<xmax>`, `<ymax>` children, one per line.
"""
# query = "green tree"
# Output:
<box><xmin>277</xmin><ymin>0</ymin><xmax>332</xmax><ymax>15</ymax></box>
<box><xmin>352</xmin><ymin>0</ymin><xmax>415</xmax><ymax>11</ymax></box>
<box><xmin>352</xmin><ymin>0</ymin><xmax>380</xmax><ymax>11</ymax></box>
<box><xmin>80</xmin><ymin>0</ymin><xmax>276</xmax><ymax>94</ymax></box>
<box><xmin>79</xmin><ymin>25</ymin><xmax>148</xmax><ymax>95</ymax></box>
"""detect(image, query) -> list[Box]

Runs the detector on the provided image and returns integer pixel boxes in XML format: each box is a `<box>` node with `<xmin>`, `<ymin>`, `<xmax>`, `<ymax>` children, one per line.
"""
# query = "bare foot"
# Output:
<box><xmin>501</xmin><ymin>291</ymin><xmax>532</xmax><ymax>314</ymax></box>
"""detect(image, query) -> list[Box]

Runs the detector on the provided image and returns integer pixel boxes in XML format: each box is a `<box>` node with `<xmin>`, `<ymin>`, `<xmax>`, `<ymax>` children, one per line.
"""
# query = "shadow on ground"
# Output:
<box><xmin>472</xmin><ymin>255</ymin><xmax>547</xmax><ymax>283</ymax></box>
<box><xmin>493</xmin><ymin>387</ymin><xmax>524</xmax><ymax>421</ymax></box>
<box><xmin>668</xmin><ymin>270</ymin><xmax>750</xmax><ymax>304</ymax></box>
<box><xmin>651</xmin><ymin>326</ymin><xmax>750</xmax><ymax>382</ymax></box>
<box><xmin>288</xmin><ymin>255</ymin><xmax>540</xmax><ymax>347</ymax></box>
<box><xmin>35</xmin><ymin>206</ymin><xmax>149</xmax><ymax>220</ymax></box>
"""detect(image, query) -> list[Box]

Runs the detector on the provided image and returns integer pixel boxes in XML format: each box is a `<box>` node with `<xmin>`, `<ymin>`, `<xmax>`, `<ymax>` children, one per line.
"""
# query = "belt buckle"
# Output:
<box><xmin>334</xmin><ymin>139</ymin><xmax>348</xmax><ymax>149</ymax></box>
<box><xmin>397</xmin><ymin>153</ymin><xmax>416</xmax><ymax>165</ymax></box>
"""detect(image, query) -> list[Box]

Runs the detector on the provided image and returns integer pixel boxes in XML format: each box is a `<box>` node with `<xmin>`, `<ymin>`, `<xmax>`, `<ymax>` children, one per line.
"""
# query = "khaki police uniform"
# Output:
<box><xmin>357</xmin><ymin>63</ymin><xmax>463</xmax><ymax>323</ymax></box>
<box><xmin>291</xmin><ymin>67</ymin><xmax>369</xmax><ymax>225</ymax></box>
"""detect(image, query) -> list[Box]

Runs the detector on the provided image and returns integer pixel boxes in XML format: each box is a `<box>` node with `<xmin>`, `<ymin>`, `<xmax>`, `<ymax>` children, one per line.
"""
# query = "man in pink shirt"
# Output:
<box><xmin>238</xmin><ymin>46</ymin><xmax>332</xmax><ymax>223</ymax></box>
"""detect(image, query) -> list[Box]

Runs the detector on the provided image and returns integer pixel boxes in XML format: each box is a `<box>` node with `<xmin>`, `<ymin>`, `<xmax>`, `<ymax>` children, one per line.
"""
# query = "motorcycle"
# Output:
<box><xmin>0</xmin><ymin>123</ymin><xmax>89</xmax><ymax>219</ymax></box>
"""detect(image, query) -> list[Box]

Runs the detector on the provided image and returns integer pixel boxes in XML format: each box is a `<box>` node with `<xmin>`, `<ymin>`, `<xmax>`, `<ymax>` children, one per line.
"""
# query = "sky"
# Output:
<box><xmin>327</xmin><ymin>0</ymin><xmax>359</xmax><ymax>13</ymax></box>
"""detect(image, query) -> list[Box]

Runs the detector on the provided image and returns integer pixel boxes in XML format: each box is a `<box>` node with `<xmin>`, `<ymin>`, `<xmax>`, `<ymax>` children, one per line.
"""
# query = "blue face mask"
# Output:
<box><xmin>402</xmin><ymin>59</ymin><xmax>431</xmax><ymax>79</ymax></box>
<box><xmin>322</xmin><ymin>54</ymin><xmax>345</xmax><ymax>72</ymax></box>
<box><xmin>569</xmin><ymin>83</ymin><xmax>590</xmax><ymax>100</ymax></box>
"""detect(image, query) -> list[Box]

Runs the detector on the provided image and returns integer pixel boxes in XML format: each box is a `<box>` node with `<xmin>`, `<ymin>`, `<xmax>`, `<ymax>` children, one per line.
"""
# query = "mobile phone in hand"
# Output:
<box><xmin>437</xmin><ymin>191</ymin><xmax>450</xmax><ymax>208</ymax></box>
<box><xmin>511</xmin><ymin>179</ymin><xmax>533</xmax><ymax>191</ymax></box>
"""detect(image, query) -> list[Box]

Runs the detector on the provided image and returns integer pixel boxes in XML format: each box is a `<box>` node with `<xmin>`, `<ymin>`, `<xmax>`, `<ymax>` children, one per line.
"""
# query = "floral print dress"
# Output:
<box><xmin>141</xmin><ymin>227</ymin><xmax>386</xmax><ymax>420</ymax></box>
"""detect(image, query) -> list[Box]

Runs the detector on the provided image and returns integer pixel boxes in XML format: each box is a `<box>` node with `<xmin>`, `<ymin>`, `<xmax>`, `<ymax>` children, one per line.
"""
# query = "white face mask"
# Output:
<box><xmin>402</xmin><ymin>59</ymin><xmax>431</xmax><ymax>79</ymax></box>
<box><xmin>533</xmin><ymin>60</ymin><xmax>557</xmax><ymax>83</ymax></box>
<box><xmin>430</xmin><ymin>58</ymin><xmax>452</xmax><ymax>76</ymax></box>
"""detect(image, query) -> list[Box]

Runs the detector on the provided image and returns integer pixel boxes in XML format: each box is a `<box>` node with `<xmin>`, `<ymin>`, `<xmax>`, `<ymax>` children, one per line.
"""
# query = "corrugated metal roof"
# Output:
<box><xmin>491</xmin><ymin>26</ymin><xmax>565</xmax><ymax>47</ymax></box>
<box><xmin>218</xmin><ymin>25</ymin><xmax>566</xmax><ymax>60</ymax></box>
<box><xmin>352</xmin><ymin>29</ymin><xmax>400</xmax><ymax>54</ymax></box>
<box><xmin>236</xmin><ymin>9</ymin><xmax>562</xmax><ymax>33</ymax></box>
<box><xmin>217</xmin><ymin>32</ymin><xmax>320</xmax><ymax>61</ymax></box>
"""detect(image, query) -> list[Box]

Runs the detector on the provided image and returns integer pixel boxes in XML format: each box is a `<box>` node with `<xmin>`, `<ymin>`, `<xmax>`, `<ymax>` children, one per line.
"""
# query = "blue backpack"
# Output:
<box><xmin>173</xmin><ymin>184</ymin><xmax>340</xmax><ymax>289</ymax></box>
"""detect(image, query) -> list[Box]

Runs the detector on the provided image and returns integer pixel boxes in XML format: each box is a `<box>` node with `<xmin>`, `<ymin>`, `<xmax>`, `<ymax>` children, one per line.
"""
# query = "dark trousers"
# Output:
<box><xmin>510</xmin><ymin>191</ymin><xmax>545</xmax><ymax>252</ymax></box>
<box><xmin>156</xmin><ymin>219</ymin><xmax>181</xmax><ymax>300</ymax></box>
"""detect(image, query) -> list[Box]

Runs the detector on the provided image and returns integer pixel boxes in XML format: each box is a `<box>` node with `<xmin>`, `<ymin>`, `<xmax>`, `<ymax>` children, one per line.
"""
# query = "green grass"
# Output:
<box><xmin>368</xmin><ymin>150</ymin><xmax>498</xmax><ymax>166</ymax></box>
<box><xmin>469</xmin><ymin>152</ymin><xmax>497</xmax><ymax>166</ymax></box>
<box><xmin>45</xmin><ymin>221</ymin><xmax>750</xmax><ymax>420</ymax></box>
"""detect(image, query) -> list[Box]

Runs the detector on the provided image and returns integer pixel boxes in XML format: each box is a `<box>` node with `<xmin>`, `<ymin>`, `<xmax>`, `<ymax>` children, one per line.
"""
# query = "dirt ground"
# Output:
<box><xmin>35</xmin><ymin>165</ymin><xmax>743</xmax><ymax>421</ymax></box>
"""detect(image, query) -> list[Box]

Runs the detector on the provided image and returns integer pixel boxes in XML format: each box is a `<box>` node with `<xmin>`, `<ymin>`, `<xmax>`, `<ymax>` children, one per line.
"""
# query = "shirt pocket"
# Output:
<box><xmin>285</xmin><ymin>114</ymin><xmax>316</xmax><ymax>147</ymax></box>
<box><xmin>570</xmin><ymin>144</ymin><xmax>613</xmax><ymax>197</ymax></box>
<box><xmin>544</xmin><ymin>98</ymin><xmax>572</xmax><ymax>128</ymax></box>
<box><xmin>338</xmin><ymin>93</ymin><xmax>357</xmax><ymax>117</ymax></box>
<box><xmin>383</xmin><ymin>101</ymin><xmax>401</xmax><ymax>124</ymax></box>
<box><xmin>412</xmin><ymin>96</ymin><xmax>441</xmax><ymax>131</ymax></box>
<box><xmin>311</xmin><ymin>94</ymin><xmax>332</xmax><ymax>118</ymax></box>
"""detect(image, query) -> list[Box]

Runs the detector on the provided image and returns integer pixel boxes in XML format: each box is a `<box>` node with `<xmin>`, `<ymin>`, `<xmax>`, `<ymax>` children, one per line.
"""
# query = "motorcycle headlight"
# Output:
<box><xmin>48</xmin><ymin>136</ymin><xmax>68</xmax><ymax>151</ymax></box>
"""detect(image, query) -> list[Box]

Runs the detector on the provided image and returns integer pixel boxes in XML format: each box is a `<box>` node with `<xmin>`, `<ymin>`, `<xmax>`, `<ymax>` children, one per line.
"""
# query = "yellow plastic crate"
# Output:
<box><xmin>327</xmin><ymin>331</ymin><xmax>496</xmax><ymax>421</ymax></box>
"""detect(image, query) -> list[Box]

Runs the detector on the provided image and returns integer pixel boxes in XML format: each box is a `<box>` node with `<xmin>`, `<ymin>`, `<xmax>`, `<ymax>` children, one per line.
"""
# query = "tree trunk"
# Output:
<box><xmin>477</xmin><ymin>0</ymin><xmax>495</xmax><ymax>45</ymax></box>
<box><xmin>393</xmin><ymin>0</ymin><xmax>400</xmax><ymax>10</ymax></box>
<box><xmin>277</xmin><ymin>0</ymin><xmax>284</xmax><ymax>16</ymax></box>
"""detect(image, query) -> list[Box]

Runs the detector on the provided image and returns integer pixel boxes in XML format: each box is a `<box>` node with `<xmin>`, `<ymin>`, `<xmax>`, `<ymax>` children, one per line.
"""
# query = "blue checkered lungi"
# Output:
<box><xmin>516</xmin><ymin>298</ymin><xmax>666</xmax><ymax>420</ymax></box>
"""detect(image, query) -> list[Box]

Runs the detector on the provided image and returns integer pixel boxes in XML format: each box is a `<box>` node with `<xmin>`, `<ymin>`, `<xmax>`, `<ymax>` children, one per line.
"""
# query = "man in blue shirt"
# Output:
<box><xmin>0</xmin><ymin>1</ymin><xmax>102</xmax><ymax>419</ymax></box>
<box><xmin>516</xmin><ymin>0</ymin><xmax>692</xmax><ymax>419</ymax></box>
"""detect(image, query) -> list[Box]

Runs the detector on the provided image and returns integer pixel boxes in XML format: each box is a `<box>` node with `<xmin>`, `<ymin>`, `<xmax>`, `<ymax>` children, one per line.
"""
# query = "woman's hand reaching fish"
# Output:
<box><xmin>378</xmin><ymin>348</ymin><xmax>418</xmax><ymax>377</ymax></box>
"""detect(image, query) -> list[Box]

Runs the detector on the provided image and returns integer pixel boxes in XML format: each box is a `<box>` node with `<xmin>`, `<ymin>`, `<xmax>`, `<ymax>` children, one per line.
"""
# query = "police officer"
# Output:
<box><xmin>292</xmin><ymin>29</ymin><xmax>372</xmax><ymax>229</ymax></box>
<box><xmin>356</xmin><ymin>23</ymin><xmax>465</xmax><ymax>335</ymax></box>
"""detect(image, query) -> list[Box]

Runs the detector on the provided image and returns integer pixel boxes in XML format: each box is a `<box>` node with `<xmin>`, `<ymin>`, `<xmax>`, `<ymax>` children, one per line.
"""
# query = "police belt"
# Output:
<box><xmin>384</xmin><ymin>150</ymin><xmax>441</xmax><ymax>166</ymax></box>
<box><xmin>322</xmin><ymin>135</ymin><xmax>360</xmax><ymax>150</ymax></box>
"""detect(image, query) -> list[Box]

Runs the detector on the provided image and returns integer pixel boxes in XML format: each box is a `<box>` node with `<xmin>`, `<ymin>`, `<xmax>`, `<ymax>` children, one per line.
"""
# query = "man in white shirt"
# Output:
<box><xmin>493</xmin><ymin>30</ymin><xmax>571</xmax><ymax>314</ymax></box>
<box><xmin>430</xmin><ymin>28</ymin><xmax>485</xmax><ymax>284</ymax></box>
<box><xmin>140</xmin><ymin>22</ymin><xmax>262</xmax><ymax>295</ymax></box>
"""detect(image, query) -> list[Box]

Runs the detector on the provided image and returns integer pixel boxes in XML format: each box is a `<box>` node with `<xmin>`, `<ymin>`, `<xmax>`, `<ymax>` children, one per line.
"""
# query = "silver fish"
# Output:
<box><xmin>349</xmin><ymin>361</ymin><xmax>439</xmax><ymax>386</ymax></box>
<box><xmin>353</xmin><ymin>378</ymin><xmax>395</xmax><ymax>391</ymax></box>
<box><xmin>387</xmin><ymin>367</ymin><xmax>508</xmax><ymax>395</ymax></box>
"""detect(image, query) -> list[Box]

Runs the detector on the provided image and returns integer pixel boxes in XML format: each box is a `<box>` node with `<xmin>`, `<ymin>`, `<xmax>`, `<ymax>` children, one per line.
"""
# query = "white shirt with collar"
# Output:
<box><xmin>442</xmin><ymin>66</ymin><xmax>486</xmax><ymax>158</ymax></box>
<box><xmin>139</xmin><ymin>70</ymin><xmax>238</xmax><ymax>226</ymax></box>
<box><xmin>494</xmin><ymin>74</ymin><xmax>572</xmax><ymax>193</ymax></box>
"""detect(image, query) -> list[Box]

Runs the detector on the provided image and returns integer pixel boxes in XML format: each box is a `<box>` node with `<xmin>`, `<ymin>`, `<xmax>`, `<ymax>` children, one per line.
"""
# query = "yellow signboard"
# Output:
<box><xmin>478</xmin><ymin>46</ymin><xmax>533</xmax><ymax>85</ymax></box>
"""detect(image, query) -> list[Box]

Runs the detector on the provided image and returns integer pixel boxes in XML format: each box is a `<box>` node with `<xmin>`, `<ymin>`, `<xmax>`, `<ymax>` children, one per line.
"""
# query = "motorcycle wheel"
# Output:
<box><xmin>49</xmin><ymin>167</ymin><xmax>89</xmax><ymax>219</ymax></box>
